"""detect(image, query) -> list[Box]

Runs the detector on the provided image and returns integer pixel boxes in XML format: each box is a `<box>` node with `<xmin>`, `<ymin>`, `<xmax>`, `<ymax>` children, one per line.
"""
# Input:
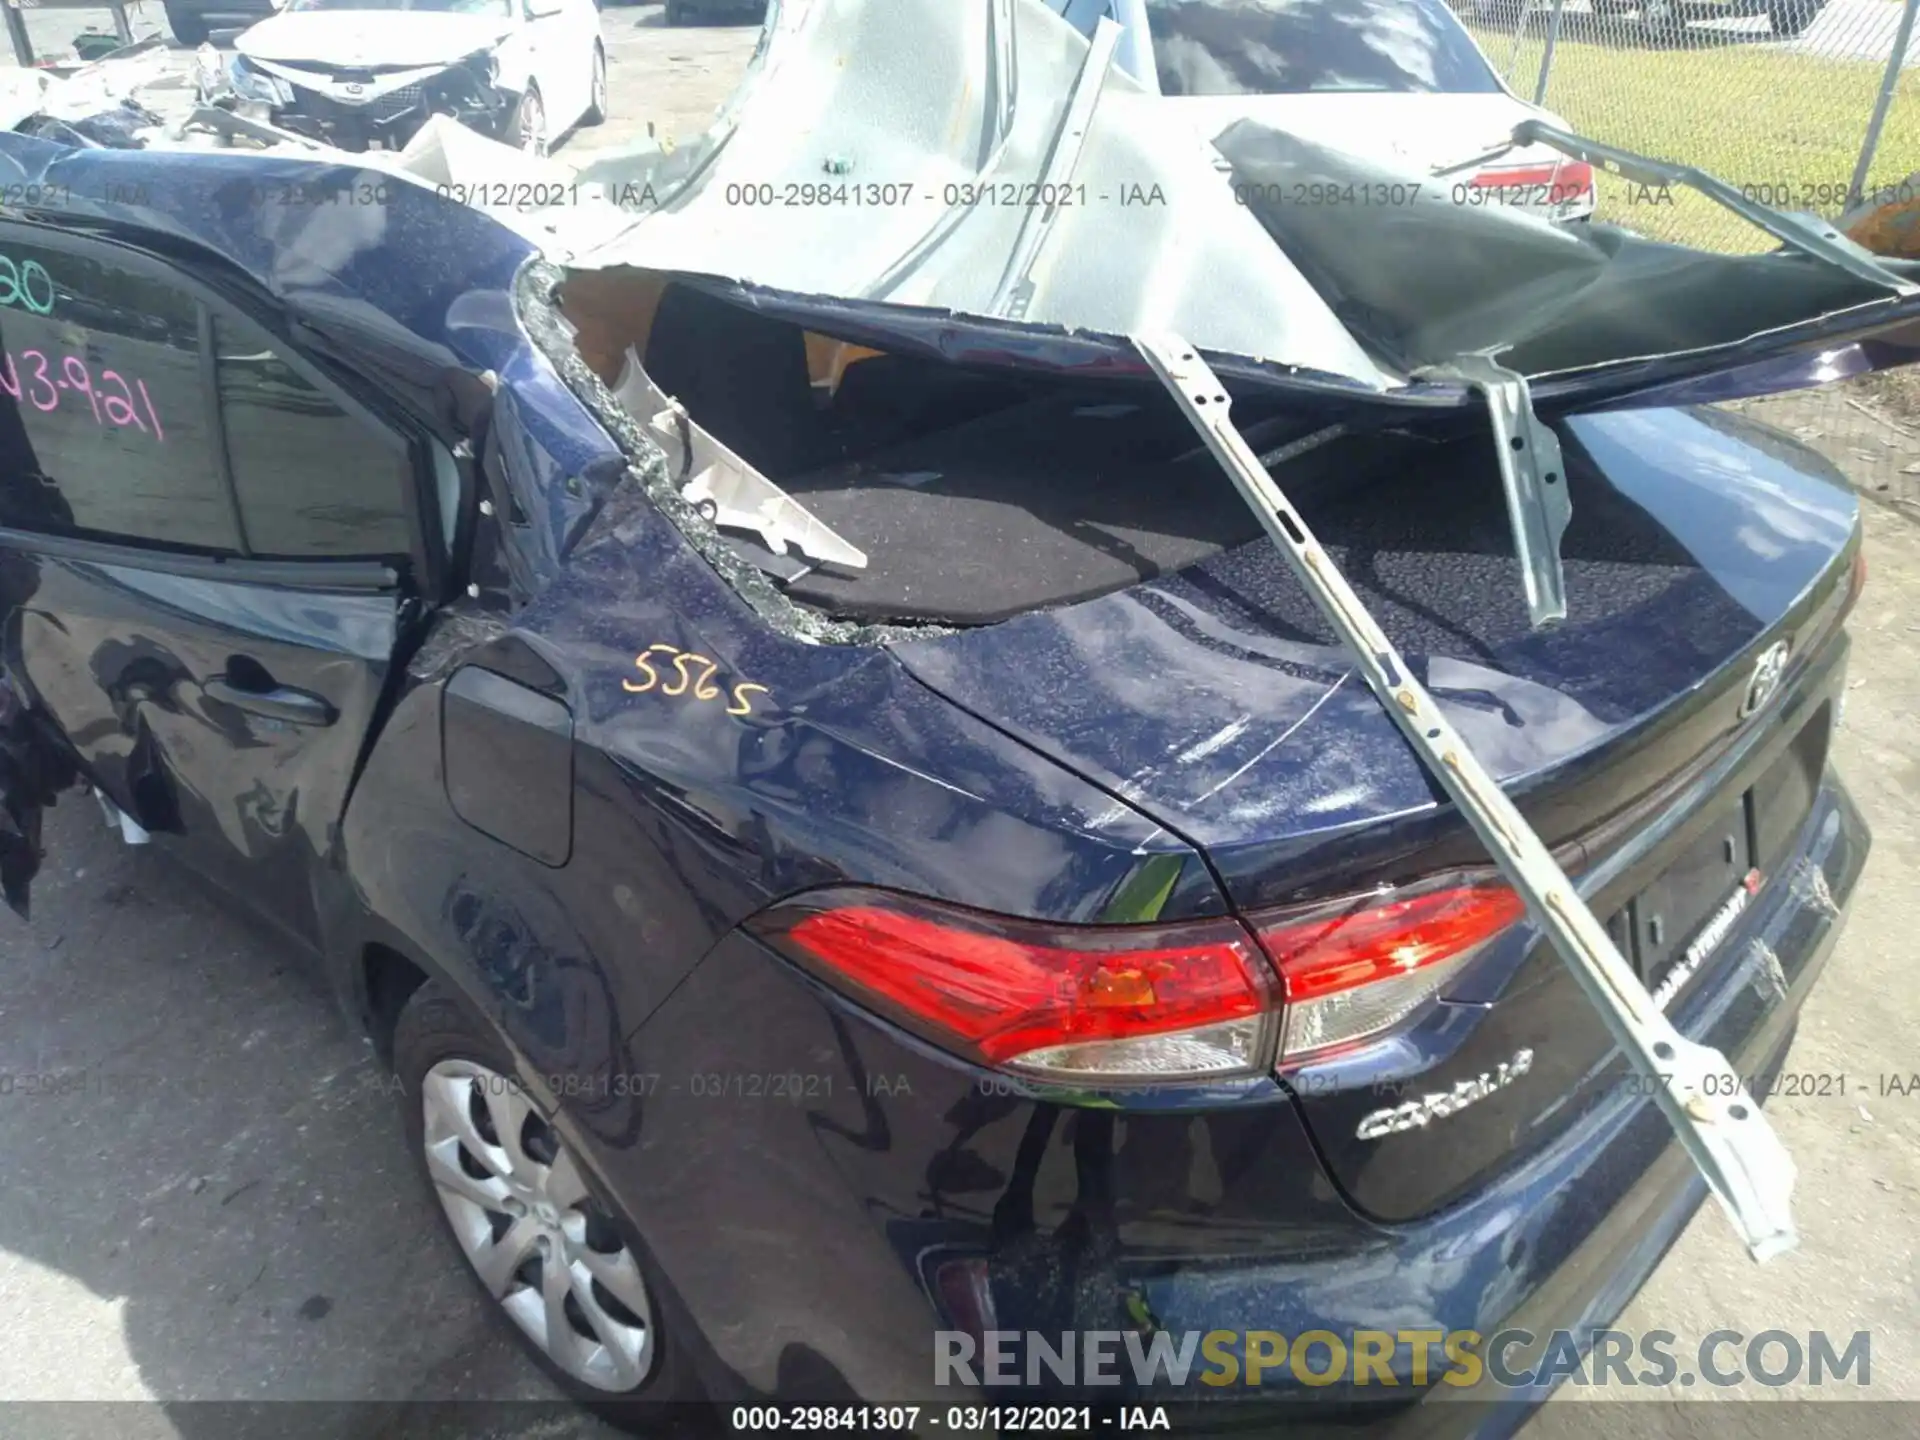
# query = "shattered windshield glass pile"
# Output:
<box><xmin>1145</xmin><ymin>0</ymin><xmax>1502</xmax><ymax>96</ymax></box>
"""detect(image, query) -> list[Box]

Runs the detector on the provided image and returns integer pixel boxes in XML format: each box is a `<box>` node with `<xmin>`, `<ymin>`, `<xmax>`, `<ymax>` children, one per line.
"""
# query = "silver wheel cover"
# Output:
<box><xmin>422</xmin><ymin>1059</ymin><xmax>654</xmax><ymax>1392</ymax></box>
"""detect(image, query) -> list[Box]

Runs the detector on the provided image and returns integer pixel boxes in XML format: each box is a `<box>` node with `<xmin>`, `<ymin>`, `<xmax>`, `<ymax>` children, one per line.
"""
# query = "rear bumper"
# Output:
<box><xmin>577</xmin><ymin>772</ymin><xmax>1866</xmax><ymax>1421</ymax></box>
<box><xmin>1139</xmin><ymin>777</ymin><xmax>1865</xmax><ymax>1433</ymax></box>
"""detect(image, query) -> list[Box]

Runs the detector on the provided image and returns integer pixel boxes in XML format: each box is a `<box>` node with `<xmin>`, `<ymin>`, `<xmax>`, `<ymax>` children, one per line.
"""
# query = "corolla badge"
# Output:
<box><xmin>344</xmin><ymin>82</ymin><xmax>365</xmax><ymax>95</ymax></box>
<box><xmin>1354</xmin><ymin>1049</ymin><xmax>1535</xmax><ymax>1141</ymax></box>
<box><xmin>1740</xmin><ymin>639</ymin><xmax>1791</xmax><ymax>718</ymax></box>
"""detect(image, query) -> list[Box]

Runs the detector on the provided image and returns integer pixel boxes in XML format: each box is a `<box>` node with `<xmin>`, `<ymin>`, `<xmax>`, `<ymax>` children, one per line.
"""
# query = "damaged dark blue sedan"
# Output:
<box><xmin>0</xmin><ymin>0</ymin><xmax>1913</xmax><ymax>1426</ymax></box>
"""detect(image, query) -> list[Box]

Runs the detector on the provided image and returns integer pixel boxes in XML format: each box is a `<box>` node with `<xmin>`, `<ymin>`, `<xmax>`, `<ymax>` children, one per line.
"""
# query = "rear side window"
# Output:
<box><xmin>212</xmin><ymin>313</ymin><xmax>413</xmax><ymax>558</ymax></box>
<box><xmin>0</xmin><ymin>241</ymin><xmax>238</xmax><ymax>550</ymax></box>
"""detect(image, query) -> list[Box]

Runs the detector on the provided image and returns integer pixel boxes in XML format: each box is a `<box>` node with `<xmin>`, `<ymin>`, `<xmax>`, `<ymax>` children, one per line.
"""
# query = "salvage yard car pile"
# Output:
<box><xmin>0</xmin><ymin>0</ymin><xmax>1909</xmax><ymax>1423</ymax></box>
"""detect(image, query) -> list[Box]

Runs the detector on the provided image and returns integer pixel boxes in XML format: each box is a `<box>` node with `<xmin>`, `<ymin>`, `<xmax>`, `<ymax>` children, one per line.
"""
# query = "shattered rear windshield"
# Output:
<box><xmin>1145</xmin><ymin>0</ymin><xmax>1504</xmax><ymax>96</ymax></box>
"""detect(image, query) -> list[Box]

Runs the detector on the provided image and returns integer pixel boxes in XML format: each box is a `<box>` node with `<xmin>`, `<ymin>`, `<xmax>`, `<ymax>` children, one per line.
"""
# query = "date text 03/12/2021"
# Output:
<box><xmin>727</xmin><ymin>1407</ymin><xmax>1172</xmax><ymax>1433</ymax></box>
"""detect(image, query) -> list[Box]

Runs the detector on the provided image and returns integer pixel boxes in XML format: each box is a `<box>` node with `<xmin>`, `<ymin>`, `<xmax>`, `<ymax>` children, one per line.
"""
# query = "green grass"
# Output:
<box><xmin>1463</xmin><ymin>17</ymin><xmax>1920</xmax><ymax>250</ymax></box>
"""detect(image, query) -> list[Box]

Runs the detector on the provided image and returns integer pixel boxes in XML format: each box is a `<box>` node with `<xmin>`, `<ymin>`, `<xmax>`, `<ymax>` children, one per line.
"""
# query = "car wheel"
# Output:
<box><xmin>1768</xmin><ymin>0</ymin><xmax>1821</xmax><ymax>34</ymax></box>
<box><xmin>584</xmin><ymin>45</ymin><xmax>609</xmax><ymax>126</ymax></box>
<box><xmin>516</xmin><ymin>85</ymin><xmax>548</xmax><ymax>157</ymax></box>
<box><xmin>393</xmin><ymin>980</ymin><xmax>701</xmax><ymax>1410</ymax></box>
<box><xmin>162</xmin><ymin>2</ymin><xmax>210</xmax><ymax>44</ymax></box>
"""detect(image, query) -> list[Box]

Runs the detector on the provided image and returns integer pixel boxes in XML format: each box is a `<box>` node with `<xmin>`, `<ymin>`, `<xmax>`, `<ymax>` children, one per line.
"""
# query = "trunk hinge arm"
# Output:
<box><xmin>1134</xmin><ymin>331</ymin><xmax>1798</xmax><ymax>1264</ymax></box>
<box><xmin>1418</xmin><ymin>353</ymin><xmax>1572</xmax><ymax>628</ymax></box>
<box><xmin>988</xmin><ymin>14</ymin><xmax>1120</xmax><ymax>320</ymax></box>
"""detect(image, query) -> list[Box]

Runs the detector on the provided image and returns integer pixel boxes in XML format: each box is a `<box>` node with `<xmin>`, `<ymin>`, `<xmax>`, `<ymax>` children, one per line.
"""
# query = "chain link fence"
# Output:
<box><xmin>1459</xmin><ymin>0</ymin><xmax>1920</xmax><ymax>508</ymax></box>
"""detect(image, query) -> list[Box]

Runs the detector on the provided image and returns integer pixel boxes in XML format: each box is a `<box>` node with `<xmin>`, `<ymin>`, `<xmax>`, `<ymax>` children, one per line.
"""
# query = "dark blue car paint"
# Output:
<box><xmin>0</xmin><ymin>138</ymin><xmax>1873</xmax><ymax>1419</ymax></box>
<box><xmin>600</xmin><ymin>776</ymin><xmax>1860</xmax><ymax>1410</ymax></box>
<box><xmin>893</xmin><ymin>405</ymin><xmax>1856</xmax><ymax>876</ymax></box>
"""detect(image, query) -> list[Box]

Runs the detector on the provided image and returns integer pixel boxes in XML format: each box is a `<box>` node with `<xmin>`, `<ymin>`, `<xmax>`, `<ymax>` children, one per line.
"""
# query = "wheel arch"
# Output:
<box><xmin>363</xmin><ymin>939</ymin><xmax>432</xmax><ymax>1068</ymax></box>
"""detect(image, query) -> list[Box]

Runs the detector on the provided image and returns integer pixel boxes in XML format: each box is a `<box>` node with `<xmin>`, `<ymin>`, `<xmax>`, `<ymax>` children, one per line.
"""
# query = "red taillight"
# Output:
<box><xmin>933</xmin><ymin>1257</ymin><xmax>998</xmax><ymax>1344</ymax></box>
<box><xmin>1254</xmin><ymin>885</ymin><xmax>1524</xmax><ymax>1063</ymax></box>
<box><xmin>1260</xmin><ymin>886</ymin><xmax>1527</xmax><ymax>1000</ymax></box>
<box><xmin>1467</xmin><ymin>159</ymin><xmax>1594</xmax><ymax>211</ymax></box>
<box><xmin>753</xmin><ymin>882</ymin><xmax>1522</xmax><ymax>1082</ymax></box>
<box><xmin>762</xmin><ymin>894</ymin><xmax>1275</xmax><ymax>1080</ymax></box>
<box><xmin>1467</xmin><ymin>163</ymin><xmax>1556</xmax><ymax>188</ymax></box>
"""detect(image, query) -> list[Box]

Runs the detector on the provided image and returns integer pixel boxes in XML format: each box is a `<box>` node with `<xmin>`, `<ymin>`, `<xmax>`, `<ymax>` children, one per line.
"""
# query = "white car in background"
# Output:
<box><xmin>1055</xmin><ymin>0</ymin><xmax>1596</xmax><ymax>221</ymax></box>
<box><xmin>228</xmin><ymin>0</ymin><xmax>608</xmax><ymax>155</ymax></box>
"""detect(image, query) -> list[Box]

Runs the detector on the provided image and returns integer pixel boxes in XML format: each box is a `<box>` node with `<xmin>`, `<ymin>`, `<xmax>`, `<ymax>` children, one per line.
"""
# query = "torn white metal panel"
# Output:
<box><xmin>383</xmin><ymin>115</ymin><xmax>631</xmax><ymax>254</ymax></box>
<box><xmin>553</xmin><ymin>0</ymin><xmax>1920</xmax><ymax>406</ymax></box>
<box><xmin>387</xmin><ymin>113</ymin><xmax>553</xmax><ymax>188</ymax></box>
<box><xmin>0</xmin><ymin>73</ymin><xmax>50</xmax><ymax>132</ymax></box>
<box><xmin>570</xmin><ymin>0</ymin><xmax>1395</xmax><ymax>390</ymax></box>
<box><xmin>42</xmin><ymin>36</ymin><xmax>174</xmax><ymax>120</ymax></box>
<box><xmin>611</xmin><ymin>347</ymin><xmax>868</xmax><ymax>574</ymax></box>
<box><xmin>988</xmin><ymin>13</ymin><xmax>1122</xmax><ymax>320</ymax></box>
<box><xmin>1</xmin><ymin>35</ymin><xmax>175</xmax><ymax>132</ymax></box>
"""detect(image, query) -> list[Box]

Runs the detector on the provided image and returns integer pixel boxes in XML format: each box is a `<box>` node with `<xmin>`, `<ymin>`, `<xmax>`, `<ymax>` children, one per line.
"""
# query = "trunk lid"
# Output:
<box><xmin>891</xmin><ymin>403</ymin><xmax>1859</xmax><ymax>1220</ymax></box>
<box><xmin>892</xmin><ymin>405</ymin><xmax>1856</xmax><ymax>903</ymax></box>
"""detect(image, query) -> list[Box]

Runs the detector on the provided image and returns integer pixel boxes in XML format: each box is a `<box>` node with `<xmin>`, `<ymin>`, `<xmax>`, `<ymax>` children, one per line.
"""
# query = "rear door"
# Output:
<box><xmin>0</xmin><ymin>222</ymin><xmax>430</xmax><ymax>944</ymax></box>
<box><xmin>516</xmin><ymin>0</ymin><xmax>583</xmax><ymax>130</ymax></box>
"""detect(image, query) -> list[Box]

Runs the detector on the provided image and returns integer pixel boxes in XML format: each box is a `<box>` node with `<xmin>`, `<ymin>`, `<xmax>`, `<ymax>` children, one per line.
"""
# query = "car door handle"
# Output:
<box><xmin>205</xmin><ymin>678</ymin><xmax>338</xmax><ymax>727</ymax></box>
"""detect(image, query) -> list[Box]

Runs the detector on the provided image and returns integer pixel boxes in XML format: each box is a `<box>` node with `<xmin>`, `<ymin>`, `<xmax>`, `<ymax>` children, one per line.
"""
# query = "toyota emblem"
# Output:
<box><xmin>1740</xmin><ymin>639</ymin><xmax>1791</xmax><ymax>718</ymax></box>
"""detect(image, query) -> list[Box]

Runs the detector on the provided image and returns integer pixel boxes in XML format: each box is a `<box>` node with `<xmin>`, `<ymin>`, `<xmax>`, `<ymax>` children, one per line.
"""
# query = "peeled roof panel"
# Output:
<box><xmin>554</xmin><ymin>0</ymin><xmax>1920</xmax><ymax>413</ymax></box>
<box><xmin>572</xmin><ymin>0</ymin><xmax>1394</xmax><ymax>389</ymax></box>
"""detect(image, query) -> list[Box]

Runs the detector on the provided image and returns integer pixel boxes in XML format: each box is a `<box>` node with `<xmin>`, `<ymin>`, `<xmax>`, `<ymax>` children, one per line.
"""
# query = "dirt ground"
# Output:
<box><xmin>1742</xmin><ymin>382</ymin><xmax>1920</xmax><ymax>516</ymax></box>
<box><xmin>1535</xmin><ymin>489</ymin><xmax>1920</xmax><ymax>1424</ymax></box>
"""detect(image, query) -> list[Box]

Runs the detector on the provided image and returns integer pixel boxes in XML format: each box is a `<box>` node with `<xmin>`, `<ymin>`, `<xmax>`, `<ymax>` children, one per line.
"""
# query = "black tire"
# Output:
<box><xmin>1768</xmin><ymin>0</ymin><xmax>1821</xmax><ymax>35</ymax></box>
<box><xmin>163</xmin><ymin>2</ymin><xmax>210</xmax><ymax>44</ymax></box>
<box><xmin>584</xmin><ymin>44</ymin><xmax>609</xmax><ymax>127</ymax></box>
<box><xmin>392</xmin><ymin>980</ymin><xmax>704</xmax><ymax>1418</ymax></box>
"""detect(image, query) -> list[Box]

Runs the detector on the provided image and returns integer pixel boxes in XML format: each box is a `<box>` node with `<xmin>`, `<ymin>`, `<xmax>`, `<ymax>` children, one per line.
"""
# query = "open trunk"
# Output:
<box><xmin>559</xmin><ymin>270</ymin><xmax>1856</xmax><ymax>649</ymax></box>
<box><xmin>556</xmin><ymin>267</ymin><xmax>1862</xmax><ymax>1223</ymax></box>
<box><xmin>555</xmin><ymin>272</ymin><xmax>1858</xmax><ymax>892</ymax></box>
